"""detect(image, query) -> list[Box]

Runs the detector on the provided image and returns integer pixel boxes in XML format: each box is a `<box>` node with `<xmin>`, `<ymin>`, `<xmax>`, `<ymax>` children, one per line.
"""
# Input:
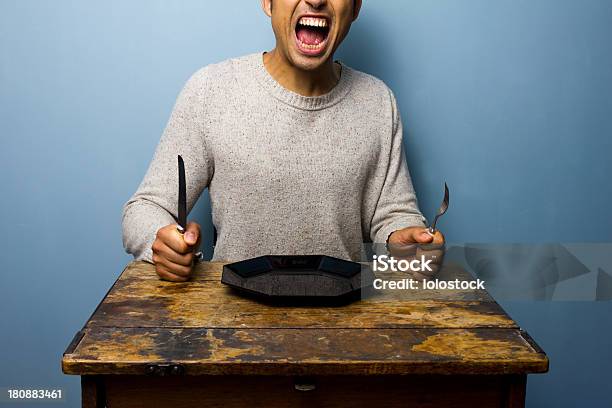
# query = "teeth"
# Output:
<box><xmin>298</xmin><ymin>17</ymin><xmax>328</xmax><ymax>28</ymax></box>
<box><xmin>298</xmin><ymin>39</ymin><xmax>325</xmax><ymax>49</ymax></box>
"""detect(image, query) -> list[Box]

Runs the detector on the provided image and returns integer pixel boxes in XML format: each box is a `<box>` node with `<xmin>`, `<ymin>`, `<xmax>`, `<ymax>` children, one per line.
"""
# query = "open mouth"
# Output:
<box><xmin>294</xmin><ymin>16</ymin><xmax>331</xmax><ymax>56</ymax></box>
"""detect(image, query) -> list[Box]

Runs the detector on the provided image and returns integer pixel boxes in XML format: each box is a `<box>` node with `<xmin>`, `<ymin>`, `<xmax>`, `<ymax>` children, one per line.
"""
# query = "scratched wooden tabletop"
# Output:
<box><xmin>62</xmin><ymin>261</ymin><xmax>548</xmax><ymax>376</ymax></box>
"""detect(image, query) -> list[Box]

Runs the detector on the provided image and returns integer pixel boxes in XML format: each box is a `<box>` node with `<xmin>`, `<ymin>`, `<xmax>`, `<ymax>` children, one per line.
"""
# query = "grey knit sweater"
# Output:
<box><xmin>122</xmin><ymin>53</ymin><xmax>427</xmax><ymax>262</ymax></box>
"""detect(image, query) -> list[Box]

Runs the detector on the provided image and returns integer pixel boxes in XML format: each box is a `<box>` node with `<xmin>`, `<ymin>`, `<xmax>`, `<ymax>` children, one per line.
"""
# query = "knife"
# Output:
<box><xmin>177</xmin><ymin>155</ymin><xmax>187</xmax><ymax>234</ymax></box>
<box><xmin>177</xmin><ymin>155</ymin><xmax>204</xmax><ymax>262</ymax></box>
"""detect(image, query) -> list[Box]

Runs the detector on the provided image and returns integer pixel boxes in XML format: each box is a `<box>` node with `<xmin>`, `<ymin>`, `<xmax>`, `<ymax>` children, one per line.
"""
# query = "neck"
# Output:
<box><xmin>263</xmin><ymin>49</ymin><xmax>340</xmax><ymax>97</ymax></box>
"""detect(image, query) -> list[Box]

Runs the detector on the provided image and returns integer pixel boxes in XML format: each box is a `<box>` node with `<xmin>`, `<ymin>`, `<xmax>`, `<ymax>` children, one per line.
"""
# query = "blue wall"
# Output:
<box><xmin>1</xmin><ymin>1</ymin><xmax>611</xmax><ymax>406</ymax></box>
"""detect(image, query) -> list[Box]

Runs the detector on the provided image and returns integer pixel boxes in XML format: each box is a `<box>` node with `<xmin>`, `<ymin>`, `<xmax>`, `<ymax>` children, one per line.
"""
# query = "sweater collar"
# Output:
<box><xmin>250</xmin><ymin>52</ymin><xmax>353</xmax><ymax>111</ymax></box>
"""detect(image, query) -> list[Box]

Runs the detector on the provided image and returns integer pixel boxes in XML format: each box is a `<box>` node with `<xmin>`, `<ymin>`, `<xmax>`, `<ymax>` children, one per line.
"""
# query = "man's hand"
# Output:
<box><xmin>387</xmin><ymin>226</ymin><xmax>445</xmax><ymax>280</ymax></box>
<box><xmin>152</xmin><ymin>222</ymin><xmax>201</xmax><ymax>282</ymax></box>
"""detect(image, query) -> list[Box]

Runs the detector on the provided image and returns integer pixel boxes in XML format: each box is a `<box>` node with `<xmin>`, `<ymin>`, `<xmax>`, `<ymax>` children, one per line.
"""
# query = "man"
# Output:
<box><xmin>122</xmin><ymin>0</ymin><xmax>444</xmax><ymax>282</ymax></box>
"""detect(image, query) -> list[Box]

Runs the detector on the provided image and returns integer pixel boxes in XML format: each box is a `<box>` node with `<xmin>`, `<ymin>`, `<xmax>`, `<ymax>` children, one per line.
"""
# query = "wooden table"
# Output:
<box><xmin>62</xmin><ymin>261</ymin><xmax>548</xmax><ymax>407</ymax></box>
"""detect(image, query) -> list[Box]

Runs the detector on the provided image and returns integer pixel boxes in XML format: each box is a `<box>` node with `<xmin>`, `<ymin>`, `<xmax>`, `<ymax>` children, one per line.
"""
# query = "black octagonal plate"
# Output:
<box><xmin>222</xmin><ymin>255</ymin><xmax>373</xmax><ymax>300</ymax></box>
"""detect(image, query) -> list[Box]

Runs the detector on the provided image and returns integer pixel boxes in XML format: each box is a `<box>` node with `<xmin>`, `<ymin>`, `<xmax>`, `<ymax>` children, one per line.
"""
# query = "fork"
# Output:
<box><xmin>427</xmin><ymin>183</ymin><xmax>449</xmax><ymax>236</ymax></box>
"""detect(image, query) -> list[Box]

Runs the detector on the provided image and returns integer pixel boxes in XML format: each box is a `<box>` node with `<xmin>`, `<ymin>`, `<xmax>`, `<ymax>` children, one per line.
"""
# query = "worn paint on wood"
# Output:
<box><xmin>89</xmin><ymin>262</ymin><xmax>514</xmax><ymax>329</ymax></box>
<box><xmin>63</xmin><ymin>327</ymin><xmax>547</xmax><ymax>375</ymax></box>
<box><xmin>62</xmin><ymin>261</ymin><xmax>548</xmax><ymax>377</ymax></box>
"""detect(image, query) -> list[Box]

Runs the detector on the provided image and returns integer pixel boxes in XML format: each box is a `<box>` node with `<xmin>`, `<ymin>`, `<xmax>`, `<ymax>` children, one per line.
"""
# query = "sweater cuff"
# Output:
<box><xmin>136</xmin><ymin>247</ymin><xmax>155</xmax><ymax>264</ymax></box>
<box><xmin>375</xmin><ymin>216</ymin><xmax>428</xmax><ymax>246</ymax></box>
<box><xmin>122</xmin><ymin>200</ymin><xmax>176</xmax><ymax>264</ymax></box>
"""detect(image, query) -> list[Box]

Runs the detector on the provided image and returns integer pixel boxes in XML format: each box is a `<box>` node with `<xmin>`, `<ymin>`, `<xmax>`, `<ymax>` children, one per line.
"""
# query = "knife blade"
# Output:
<box><xmin>177</xmin><ymin>155</ymin><xmax>187</xmax><ymax>234</ymax></box>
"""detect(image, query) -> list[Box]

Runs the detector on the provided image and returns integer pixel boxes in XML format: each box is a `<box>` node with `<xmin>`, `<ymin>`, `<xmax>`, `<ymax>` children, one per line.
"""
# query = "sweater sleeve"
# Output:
<box><xmin>370</xmin><ymin>90</ymin><xmax>427</xmax><ymax>245</ymax></box>
<box><xmin>122</xmin><ymin>69</ymin><xmax>213</xmax><ymax>262</ymax></box>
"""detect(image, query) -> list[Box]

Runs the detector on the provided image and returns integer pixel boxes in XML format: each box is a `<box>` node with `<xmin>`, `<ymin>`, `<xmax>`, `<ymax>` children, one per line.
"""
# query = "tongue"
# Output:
<box><xmin>296</xmin><ymin>27</ymin><xmax>326</xmax><ymax>45</ymax></box>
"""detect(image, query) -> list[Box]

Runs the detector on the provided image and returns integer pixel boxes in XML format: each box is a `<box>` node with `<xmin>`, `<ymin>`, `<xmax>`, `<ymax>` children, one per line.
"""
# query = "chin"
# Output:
<box><xmin>289</xmin><ymin>51</ymin><xmax>332</xmax><ymax>71</ymax></box>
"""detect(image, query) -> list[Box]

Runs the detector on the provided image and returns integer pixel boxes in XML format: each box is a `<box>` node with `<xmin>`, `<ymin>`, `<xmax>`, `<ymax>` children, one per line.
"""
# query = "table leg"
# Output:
<box><xmin>505</xmin><ymin>375</ymin><xmax>527</xmax><ymax>408</ymax></box>
<box><xmin>81</xmin><ymin>376</ymin><xmax>105</xmax><ymax>408</ymax></box>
